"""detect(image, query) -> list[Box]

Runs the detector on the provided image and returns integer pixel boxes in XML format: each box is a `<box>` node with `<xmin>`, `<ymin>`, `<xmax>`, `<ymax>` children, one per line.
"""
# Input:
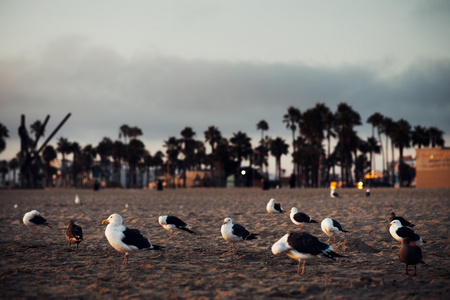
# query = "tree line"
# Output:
<box><xmin>0</xmin><ymin>102</ymin><xmax>445</xmax><ymax>188</ymax></box>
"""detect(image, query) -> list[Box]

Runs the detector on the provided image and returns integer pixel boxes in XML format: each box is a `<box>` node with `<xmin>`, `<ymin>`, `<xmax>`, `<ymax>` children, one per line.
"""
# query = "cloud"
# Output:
<box><xmin>1</xmin><ymin>36</ymin><xmax>449</xmax><ymax>161</ymax></box>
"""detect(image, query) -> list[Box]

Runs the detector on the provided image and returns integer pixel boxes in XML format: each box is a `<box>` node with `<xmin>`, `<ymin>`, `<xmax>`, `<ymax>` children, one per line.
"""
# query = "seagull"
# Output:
<box><xmin>388</xmin><ymin>212</ymin><xmax>415</xmax><ymax>227</ymax></box>
<box><xmin>23</xmin><ymin>210</ymin><xmax>52</xmax><ymax>233</ymax></box>
<box><xmin>321</xmin><ymin>218</ymin><xmax>349</xmax><ymax>242</ymax></box>
<box><xmin>266</xmin><ymin>198</ymin><xmax>283</xmax><ymax>214</ymax></box>
<box><xmin>65</xmin><ymin>220</ymin><xmax>84</xmax><ymax>250</ymax></box>
<box><xmin>366</xmin><ymin>189</ymin><xmax>371</xmax><ymax>197</ymax></box>
<box><xmin>272</xmin><ymin>231</ymin><xmax>344</xmax><ymax>275</ymax></box>
<box><xmin>75</xmin><ymin>195</ymin><xmax>81</xmax><ymax>205</ymax></box>
<box><xmin>221</xmin><ymin>217</ymin><xmax>259</xmax><ymax>254</ymax></box>
<box><xmin>399</xmin><ymin>237</ymin><xmax>425</xmax><ymax>276</ymax></box>
<box><xmin>102</xmin><ymin>213</ymin><xmax>163</xmax><ymax>265</ymax></box>
<box><xmin>289</xmin><ymin>207</ymin><xmax>318</xmax><ymax>230</ymax></box>
<box><xmin>388</xmin><ymin>220</ymin><xmax>426</xmax><ymax>244</ymax></box>
<box><xmin>158</xmin><ymin>215</ymin><xmax>196</xmax><ymax>239</ymax></box>
<box><xmin>330</xmin><ymin>189</ymin><xmax>340</xmax><ymax>199</ymax></box>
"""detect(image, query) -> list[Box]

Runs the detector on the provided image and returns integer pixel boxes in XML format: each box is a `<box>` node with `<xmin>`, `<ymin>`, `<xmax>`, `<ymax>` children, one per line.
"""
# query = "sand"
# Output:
<box><xmin>0</xmin><ymin>187</ymin><xmax>449</xmax><ymax>299</ymax></box>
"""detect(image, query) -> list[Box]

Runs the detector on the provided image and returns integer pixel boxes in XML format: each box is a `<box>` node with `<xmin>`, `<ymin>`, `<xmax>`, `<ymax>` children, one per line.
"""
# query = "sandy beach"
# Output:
<box><xmin>0</xmin><ymin>187</ymin><xmax>449</xmax><ymax>299</ymax></box>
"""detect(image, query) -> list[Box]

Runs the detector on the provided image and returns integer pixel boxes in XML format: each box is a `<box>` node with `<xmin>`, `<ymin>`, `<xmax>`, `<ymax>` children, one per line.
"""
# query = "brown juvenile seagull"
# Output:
<box><xmin>399</xmin><ymin>237</ymin><xmax>425</xmax><ymax>276</ymax></box>
<box><xmin>65</xmin><ymin>220</ymin><xmax>84</xmax><ymax>250</ymax></box>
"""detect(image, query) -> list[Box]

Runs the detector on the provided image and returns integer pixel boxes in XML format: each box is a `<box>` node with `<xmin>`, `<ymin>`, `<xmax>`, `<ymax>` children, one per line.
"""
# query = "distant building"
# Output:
<box><xmin>415</xmin><ymin>147</ymin><xmax>450</xmax><ymax>188</ymax></box>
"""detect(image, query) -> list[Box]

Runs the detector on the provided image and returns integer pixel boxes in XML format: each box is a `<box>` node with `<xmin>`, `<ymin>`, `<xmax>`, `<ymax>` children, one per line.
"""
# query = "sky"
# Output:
<box><xmin>1</xmin><ymin>0</ymin><xmax>450</xmax><ymax>178</ymax></box>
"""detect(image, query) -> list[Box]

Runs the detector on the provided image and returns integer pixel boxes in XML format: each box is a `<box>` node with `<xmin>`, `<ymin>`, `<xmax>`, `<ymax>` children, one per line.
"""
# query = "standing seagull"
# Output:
<box><xmin>388</xmin><ymin>220</ymin><xmax>426</xmax><ymax>244</ymax></box>
<box><xmin>330</xmin><ymin>189</ymin><xmax>340</xmax><ymax>199</ymax></box>
<box><xmin>321</xmin><ymin>218</ymin><xmax>349</xmax><ymax>242</ymax></box>
<box><xmin>65</xmin><ymin>220</ymin><xmax>84</xmax><ymax>250</ymax></box>
<box><xmin>75</xmin><ymin>195</ymin><xmax>81</xmax><ymax>205</ymax></box>
<box><xmin>266</xmin><ymin>198</ymin><xmax>283</xmax><ymax>214</ymax></box>
<box><xmin>399</xmin><ymin>237</ymin><xmax>425</xmax><ymax>276</ymax></box>
<box><xmin>366</xmin><ymin>189</ymin><xmax>371</xmax><ymax>197</ymax></box>
<box><xmin>23</xmin><ymin>210</ymin><xmax>52</xmax><ymax>233</ymax></box>
<box><xmin>289</xmin><ymin>207</ymin><xmax>317</xmax><ymax>230</ymax></box>
<box><xmin>221</xmin><ymin>217</ymin><xmax>259</xmax><ymax>254</ymax></box>
<box><xmin>102</xmin><ymin>214</ymin><xmax>162</xmax><ymax>265</ymax></box>
<box><xmin>158</xmin><ymin>215</ymin><xmax>196</xmax><ymax>239</ymax></box>
<box><xmin>388</xmin><ymin>212</ymin><xmax>415</xmax><ymax>227</ymax></box>
<box><xmin>272</xmin><ymin>231</ymin><xmax>344</xmax><ymax>275</ymax></box>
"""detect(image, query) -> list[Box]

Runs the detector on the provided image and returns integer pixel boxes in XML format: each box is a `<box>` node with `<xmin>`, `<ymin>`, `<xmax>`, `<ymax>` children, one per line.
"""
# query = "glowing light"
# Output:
<box><xmin>358</xmin><ymin>181</ymin><xmax>363</xmax><ymax>189</ymax></box>
<box><xmin>241</xmin><ymin>170</ymin><xmax>246</xmax><ymax>175</ymax></box>
<box><xmin>330</xmin><ymin>181</ymin><xmax>337</xmax><ymax>189</ymax></box>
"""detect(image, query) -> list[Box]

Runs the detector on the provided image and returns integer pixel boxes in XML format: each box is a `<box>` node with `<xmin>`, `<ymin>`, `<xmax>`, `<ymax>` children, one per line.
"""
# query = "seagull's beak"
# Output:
<box><xmin>102</xmin><ymin>220</ymin><xmax>109</xmax><ymax>224</ymax></box>
<box><xmin>386</xmin><ymin>223</ymin><xmax>391</xmax><ymax>227</ymax></box>
<box><xmin>223</xmin><ymin>222</ymin><xmax>226</xmax><ymax>225</ymax></box>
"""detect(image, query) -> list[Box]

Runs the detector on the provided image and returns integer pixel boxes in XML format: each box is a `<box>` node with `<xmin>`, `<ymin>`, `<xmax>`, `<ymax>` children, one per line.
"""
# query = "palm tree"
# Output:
<box><xmin>323</xmin><ymin>109</ymin><xmax>336</xmax><ymax>185</ymax></box>
<box><xmin>367</xmin><ymin>137</ymin><xmax>381</xmax><ymax>173</ymax></box>
<box><xmin>126</xmin><ymin>138</ymin><xmax>146</xmax><ymax>188</ymax></box>
<box><xmin>180</xmin><ymin>127</ymin><xmax>196</xmax><ymax>187</ymax></box>
<box><xmin>300</xmin><ymin>103</ymin><xmax>329</xmax><ymax>187</ymax></box>
<box><xmin>391</xmin><ymin>119</ymin><xmax>411</xmax><ymax>187</ymax></box>
<box><xmin>380</xmin><ymin>116</ymin><xmax>395</xmax><ymax>183</ymax></box>
<box><xmin>69</xmin><ymin>142</ymin><xmax>82</xmax><ymax>187</ymax></box>
<box><xmin>256</xmin><ymin>120</ymin><xmax>269</xmax><ymax>142</ymax></box>
<box><xmin>428</xmin><ymin>126</ymin><xmax>445</xmax><ymax>147</ymax></box>
<box><xmin>30</xmin><ymin>120</ymin><xmax>45</xmax><ymax>142</ymax></box>
<box><xmin>283</xmin><ymin>106</ymin><xmax>301</xmax><ymax>186</ymax></box>
<box><xmin>8</xmin><ymin>158</ymin><xmax>19</xmax><ymax>187</ymax></box>
<box><xmin>0</xmin><ymin>160</ymin><xmax>8</xmax><ymax>186</ymax></box>
<box><xmin>164</xmin><ymin>137</ymin><xmax>181</xmax><ymax>187</ymax></box>
<box><xmin>42</xmin><ymin>145</ymin><xmax>57</xmax><ymax>187</ymax></box>
<box><xmin>334</xmin><ymin>103</ymin><xmax>361</xmax><ymax>187</ymax></box>
<box><xmin>230</xmin><ymin>131</ymin><xmax>253</xmax><ymax>169</ymax></box>
<box><xmin>57</xmin><ymin>137</ymin><xmax>72</xmax><ymax>186</ymax></box>
<box><xmin>367</xmin><ymin>112</ymin><xmax>385</xmax><ymax>174</ymax></box>
<box><xmin>81</xmin><ymin>144</ymin><xmax>97</xmax><ymax>182</ymax></box>
<box><xmin>152</xmin><ymin>150</ymin><xmax>165</xmax><ymax>179</ymax></box>
<box><xmin>128</xmin><ymin>126</ymin><xmax>143</xmax><ymax>140</ymax></box>
<box><xmin>204</xmin><ymin>126</ymin><xmax>222</xmax><ymax>186</ymax></box>
<box><xmin>270</xmin><ymin>137</ymin><xmax>289</xmax><ymax>181</ymax></box>
<box><xmin>119</xmin><ymin>124</ymin><xmax>131</xmax><ymax>144</ymax></box>
<box><xmin>411</xmin><ymin>125</ymin><xmax>430</xmax><ymax>149</ymax></box>
<box><xmin>96</xmin><ymin>137</ymin><xmax>113</xmax><ymax>185</ymax></box>
<box><xmin>111</xmin><ymin>140</ymin><xmax>125</xmax><ymax>185</ymax></box>
<box><xmin>0</xmin><ymin>123</ymin><xmax>9</xmax><ymax>155</ymax></box>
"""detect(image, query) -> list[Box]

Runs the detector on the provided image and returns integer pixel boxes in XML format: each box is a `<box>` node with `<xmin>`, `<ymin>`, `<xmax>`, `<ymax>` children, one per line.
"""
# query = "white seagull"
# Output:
<box><xmin>289</xmin><ymin>207</ymin><xmax>318</xmax><ymax>230</ymax></box>
<box><xmin>266</xmin><ymin>198</ymin><xmax>283</xmax><ymax>214</ymax></box>
<box><xmin>272</xmin><ymin>231</ymin><xmax>344</xmax><ymax>275</ymax></box>
<box><xmin>387</xmin><ymin>220</ymin><xmax>426</xmax><ymax>244</ymax></box>
<box><xmin>102</xmin><ymin>213</ymin><xmax>162</xmax><ymax>265</ymax></box>
<box><xmin>388</xmin><ymin>212</ymin><xmax>415</xmax><ymax>227</ymax></box>
<box><xmin>330</xmin><ymin>188</ymin><xmax>340</xmax><ymax>199</ymax></box>
<box><xmin>75</xmin><ymin>195</ymin><xmax>81</xmax><ymax>205</ymax></box>
<box><xmin>221</xmin><ymin>217</ymin><xmax>259</xmax><ymax>254</ymax></box>
<box><xmin>23</xmin><ymin>210</ymin><xmax>52</xmax><ymax>233</ymax></box>
<box><xmin>321</xmin><ymin>218</ymin><xmax>349</xmax><ymax>242</ymax></box>
<box><xmin>158</xmin><ymin>215</ymin><xmax>196</xmax><ymax>239</ymax></box>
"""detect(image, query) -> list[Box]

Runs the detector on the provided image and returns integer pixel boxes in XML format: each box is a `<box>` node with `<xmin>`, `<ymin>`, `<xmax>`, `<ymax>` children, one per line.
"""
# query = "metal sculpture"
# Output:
<box><xmin>18</xmin><ymin>113</ymin><xmax>71</xmax><ymax>188</ymax></box>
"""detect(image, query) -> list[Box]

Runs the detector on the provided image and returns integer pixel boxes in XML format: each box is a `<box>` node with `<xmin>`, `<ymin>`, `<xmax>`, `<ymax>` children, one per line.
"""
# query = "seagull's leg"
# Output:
<box><xmin>169</xmin><ymin>230</ymin><xmax>173</xmax><ymax>240</ymax></box>
<box><xmin>301</xmin><ymin>260</ymin><xmax>306</xmax><ymax>274</ymax></box>
<box><xmin>297</xmin><ymin>260</ymin><xmax>301</xmax><ymax>275</ymax></box>
<box><xmin>405</xmin><ymin>265</ymin><xmax>409</xmax><ymax>275</ymax></box>
<box><xmin>123</xmin><ymin>253</ymin><xmax>129</xmax><ymax>265</ymax></box>
<box><xmin>232</xmin><ymin>243</ymin><xmax>236</xmax><ymax>254</ymax></box>
<box><xmin>413</xmin><ymin>265</ymin><xmax>417</xmax><ymax>276</ymax></box>
<box><xmin>76</xmin><ymin>243</ymin><xmax>79</xmax><ymax>251</ymax></box>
